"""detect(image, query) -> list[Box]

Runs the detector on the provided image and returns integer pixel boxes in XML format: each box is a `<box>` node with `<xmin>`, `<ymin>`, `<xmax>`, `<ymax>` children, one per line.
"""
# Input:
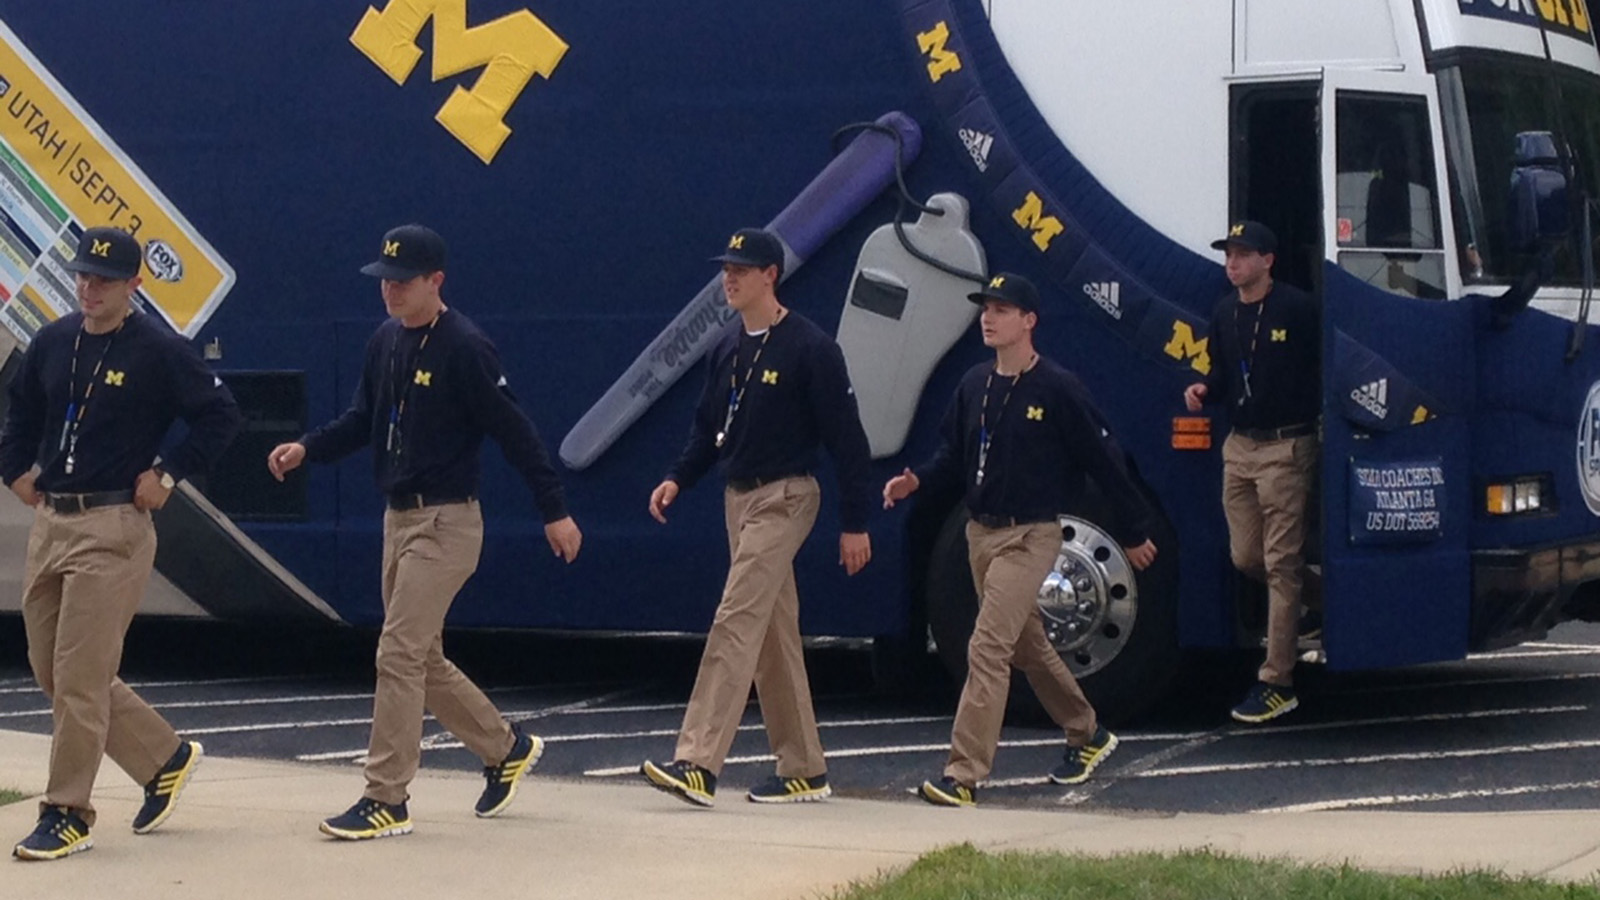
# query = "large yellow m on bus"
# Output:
<box><xmin>351</xmin><ymin>0</ymin><xmax>569</xmax><ymax>164</ymax></box>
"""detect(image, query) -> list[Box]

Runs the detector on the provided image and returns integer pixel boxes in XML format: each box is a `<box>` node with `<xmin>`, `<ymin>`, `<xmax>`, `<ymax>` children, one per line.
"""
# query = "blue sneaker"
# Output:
<box><xmin>1231</xmin><ymin>681</ymin><xmax>1299</xmax><ymax>723</ymax></box>
<box><xmin>13</xmin><ymin>807</ymin><xmax>92</xmax><ymax>861</ymax></box>
<box><xmin>319</xmin><ymin>798</ymin><xmax>412</xmax><ymax>840</ymax></box>
<box><xmin>747</xmin><ymin>773</ymin><xmax>831</xmax><ymax>804</ymax></box>
<box><xmin>132</xmin><ymin>740</ymin><xmax>203</xmax><ymax>834</ymax></box>
<box><xmin>475</xmin><ymin>724</ymin><xmax>544</xmax><ymax>818</ymax></box>
<box><xmin>641</xmin><ymin>759</ymin><xmax>716</xmax><ymax>808</ymax></box>
<box><xmin>918</xmin><ymin>776</ymin><xmax>976</xmax><ymax>808</ymax></box>
<box><xmin>1049</xmin><ymin>724</ymin><xmax>1119</xmax><ymax>785</ymax></box>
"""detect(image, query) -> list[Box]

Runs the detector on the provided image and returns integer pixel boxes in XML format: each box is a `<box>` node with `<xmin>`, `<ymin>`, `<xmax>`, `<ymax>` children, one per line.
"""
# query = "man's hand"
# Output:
<box><xmin>9</xmin><ymin>471</ymin><xmax>40</xmax><ymax>507</ymax></box>
<box><xmin>134</xmin><ymin>468</ymin><xmax>173</xmax><ymax>511</ymax></box>
<box><xmin>1124</xmin><ymin>539</ymin><xmax>1157</xmax><ymax>571</ymax></box>
<box><xmin>267</xmin><ymin>442</ymin><xmax>307</xmax><ymax>482</ymax></box>
<box><xmin>648</xmin><ymin>480</ymin><xmax>680</xmax><ymax>524</ymax></box>
<box><xmin>840</xmin><ymin>532</ymin><xmax>871</xmax><ymax>576</ymax></box>
<box><xmin>545</xmin><ymin>516</ymin><xmax>583</xmax><ymax>563</ymax></box>
<box><xmin>882</xmin><ymin>468</ymin><xmax>920</xmax><ymax>509</ymax></box>
<box><xmin>1183</xmin><ymin>383</ymin><xmax>1207</xmax><ymax>413</ymax></box>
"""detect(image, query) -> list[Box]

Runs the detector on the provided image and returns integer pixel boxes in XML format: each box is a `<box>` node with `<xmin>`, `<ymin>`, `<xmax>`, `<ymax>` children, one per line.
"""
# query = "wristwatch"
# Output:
<box><xmin>156</xmin><ymin>468</ymin><xmax>176</xmax><ymax>490</ymax></box>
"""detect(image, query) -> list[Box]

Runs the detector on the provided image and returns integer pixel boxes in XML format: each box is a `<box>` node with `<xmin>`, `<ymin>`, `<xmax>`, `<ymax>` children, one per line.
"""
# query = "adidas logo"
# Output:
<box><xmin>1351</xmin><ymin>377</ymin><xmax>1389</xmax><ymax>419</ymax></box>
<box><xmin>958</xmin><ymin>128</ymin><xmax>993</xmax><ymax>172</ymax></box>
<box><xmin>1083</xmin><ymin>281</ymin><xmax>1122</xmax><ymax>320</ymax></box>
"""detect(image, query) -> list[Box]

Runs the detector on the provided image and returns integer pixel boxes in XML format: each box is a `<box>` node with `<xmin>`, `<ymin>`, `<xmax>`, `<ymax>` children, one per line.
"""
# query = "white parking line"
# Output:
<box><xmin>1254</xmin><ymin>779</ymin><xmax>1600</xmax><ymax>813</ymax></box>
<box><xmin>1140</xmin><ymin>737</ymin><xmax>1600</xmax><ymax>778</ymax></box>
<box><xmin>305</xmin><ymin>714</ymin><xmax>961</xmax><ymax>762</ymax></box>
<box><xmin>0</xmin><ymin>675</ymin><xmax>311</xmax><ymax>695</ymax></box>
<box><xmin>579</xmin><ymin>730</ymin><xmax>1211</xmax><ymax>777</ymax></box>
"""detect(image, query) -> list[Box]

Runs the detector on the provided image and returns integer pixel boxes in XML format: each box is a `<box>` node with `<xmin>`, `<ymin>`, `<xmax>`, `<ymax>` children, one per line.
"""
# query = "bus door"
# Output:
<box><xmin>1316</xmin><ymin>69</ymin><xmax>1476</xmax><ymax>669</ymax></box>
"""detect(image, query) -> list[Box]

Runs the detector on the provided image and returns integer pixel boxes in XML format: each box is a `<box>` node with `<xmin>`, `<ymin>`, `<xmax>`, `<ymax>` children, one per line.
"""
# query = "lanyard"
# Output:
<box><xmin>386</xmin><ymin>310</ymin><xmax>443</xmax><ymax>455</ymax></box>
<box><xmin>1234</xmin><ymin>295</ymin><xmax>1266</xmax><ymax>407</ymax></box>
<box><xmin>716</xmin><ymin>308</ymin><xmax>785</xmax><ymax>449</ymax></box>
<box><xmin>975</xmin><ymin>354</ymin><xmax>1035</xmax><ymax>486</ymax></box>
<box><xmin>59</xmin><ymin>315</ymin><xmax>129</xmax><ymax>475</ymax></box>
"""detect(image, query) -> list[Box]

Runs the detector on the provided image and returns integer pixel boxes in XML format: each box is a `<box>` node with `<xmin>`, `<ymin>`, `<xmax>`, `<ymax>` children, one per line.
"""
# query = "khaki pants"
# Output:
<box><xmin>674</xmin><ymin>476</ymin><xmax>825</xmax><ymax>778</ymax></box>
<box><xmin>21</xmin><ymin>504</ymin><xmax>179</xmax><ymax>826</ymax></box>
<box><xmin>1222</xmin><ymin>431</ymin><xmax>1318</xmax><ymax>687</ymax></box>
<box><xmin>364</xmin><ymin>500</ymin><xmax>513</xmax><ymax>805</ymax></box>
<box><xmin>946</xmin><ymin>520</ymin><xmax>1096</xmax><ymax>787</ymax></box>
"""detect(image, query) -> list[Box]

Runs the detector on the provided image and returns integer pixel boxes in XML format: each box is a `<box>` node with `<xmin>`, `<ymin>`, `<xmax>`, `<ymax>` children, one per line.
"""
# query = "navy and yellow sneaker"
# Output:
<box><xmin>318</xmin><ymin>798</ymin><xmax>413</xmax><ymax>840</ymax></box>
<box><xmin>747</xmin><ymin>773</ymin><xmax>831</xmax><ymax>804</ymax></box>
<box><xmin>13</xmin><ymin>807</ymin><xmax>92</xmax><ymax>861</ymax></box>
<box><xmin>918</xmin><ymin>776</ymin><xmax>976</xmax><ymax>808</ymax></box>
<box><xmin>1231</xmin><ymin>681</ymin><xmax>1299</xmax><ymax>723</ymax></box>
<box><xmin>1049</xmin><ymin>724</ymin><xmax>1119</xmax><ymax>785</ymax></box>
<box><xmin>132</xmin><ymin>740</ymin><xmax>204</xmax><ymax>834</ymax></box>
<box><xmin>640</xmin><ymin>759</ymin><xmax>716</xmax><ymax>808</ymax></box>
<box><xmin>475</xmin><ymin>724</ymin><xmax>545</xmax><ymax>818</ymax></box>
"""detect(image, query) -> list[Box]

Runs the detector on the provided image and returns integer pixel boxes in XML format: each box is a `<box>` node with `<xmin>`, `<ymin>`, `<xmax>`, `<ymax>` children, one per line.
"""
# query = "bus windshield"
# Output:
<box><xmin>1439</xmin><ymin>57</ymin><xmax>1600</xmax><ymax>288</ymax></box>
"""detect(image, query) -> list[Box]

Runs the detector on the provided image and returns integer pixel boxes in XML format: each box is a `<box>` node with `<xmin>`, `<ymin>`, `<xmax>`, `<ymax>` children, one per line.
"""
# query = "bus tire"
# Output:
<box><xmin>925</xmin><ymin>504</ymin><xmax>1181</xmax><ymax>725</ymax></box>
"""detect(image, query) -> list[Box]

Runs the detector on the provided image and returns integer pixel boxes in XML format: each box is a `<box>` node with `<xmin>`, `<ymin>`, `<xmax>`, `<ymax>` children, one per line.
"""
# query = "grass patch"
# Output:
<box><xmin>0</xmin><ymin>789</ymin><xmax>24</xmax><ymax>807</ymax></box>
<box><xmin>831</xmin><ymin>844</ymin><xmax>1600</xmax><ymax>900</ymax></box>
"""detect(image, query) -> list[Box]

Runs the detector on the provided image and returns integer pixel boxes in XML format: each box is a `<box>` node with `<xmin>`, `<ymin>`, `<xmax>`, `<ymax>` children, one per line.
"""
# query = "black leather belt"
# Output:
<box><xmin>387</xmin><ymin>493</ymin><xmax>475</xmax><ymax>511</ymax></box>
<box><xmin>726</xmin><ymin>473</ymin><xmax>807</xmax><ymax>493</ymax></box>
<box><xmin>971</xmin><ymin>513</ymin><xmax>1056</xmax><ymax>529</ymax></box>
<box><xmin>41</xmin><ymin>490</ymin><xmax>136</xmax><ymax>514</ymax></box>
<box><xmin>1233</xmin><ymin>423</ymin><xmax>1316</xmax><ymax>442</ymax></box>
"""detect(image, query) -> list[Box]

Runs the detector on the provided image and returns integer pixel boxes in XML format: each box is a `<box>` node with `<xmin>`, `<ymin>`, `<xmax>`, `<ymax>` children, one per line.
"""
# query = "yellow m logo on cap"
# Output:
<box><xmin>729</xmin><ymin>235</ymin><xmax>745</xmax><ymax>250</ymax></box>
<box><xmin>384</xmin><ymin>240</ymin><xmax>400</xmax><ymax>257</ymax></box>
<box><xmin>104</xmin><ymin>371</ymin><xmax>125</xmax><ymax>386</ymax></box>
<box><xmin>1271</xmin><ymin>329</ymin><xmax>1287</xmax><ymax>342</ymax></box>
<box><xmin>1230</xmin><ymin>224</ymin><xmax>1245</xmax><ymax>237</ymax></box>
<box><xmin>414</xmin><ymin>370</ymin><xmax>432</xmax><ymax>386</ymax></box>
<box><xmin>90</xmin><ymin>239</ymin><xmax>111</xmax><ymax>257</ymax></box>
<box><xmin>761</xmin><ymin>369</ymin><xmax>779</xmax><ymax>385</ymax></box>
<box><xmin>1026</xmin><ymin>405</ymin><xmax>1044</xmax><ymax>421</ymax></box>
<box><xmin>989</xmin><ymin>275</ymin><xmax>1005</xmax><ymax>289</ymax></box>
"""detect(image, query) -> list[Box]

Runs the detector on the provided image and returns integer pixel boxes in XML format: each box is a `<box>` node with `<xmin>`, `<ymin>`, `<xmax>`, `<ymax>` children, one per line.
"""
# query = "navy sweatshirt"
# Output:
<box><xmin>667</xmin><ymin>311</ymin><xmax>873</xmax><ymax>532</ymax></box>
<box><xmin>1199</xmin><ymin>281</ymin><xmax>1321</xmax><ymax>429</ymax></box>
<box><xmin>913</xmin><ymin>357</ymin><xmax>1152</xmax><ymax>547</ymax></box>
<box><xmin>301</xmin><ymin>308</ymin><xmax>568</xmax><ymax>522</ymax></box>
<box><xmin>0</xmin><ymin>311</ymin><xmax>241</xmax><ymax>492</ymax></box>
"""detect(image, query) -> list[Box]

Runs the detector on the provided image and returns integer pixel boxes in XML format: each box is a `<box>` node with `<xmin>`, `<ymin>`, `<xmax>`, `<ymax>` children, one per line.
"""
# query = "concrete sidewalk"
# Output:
<box><xmin>2</xmin><ymin>729</ymin><xmax>1598</xmax><ymax>900</ymax></box>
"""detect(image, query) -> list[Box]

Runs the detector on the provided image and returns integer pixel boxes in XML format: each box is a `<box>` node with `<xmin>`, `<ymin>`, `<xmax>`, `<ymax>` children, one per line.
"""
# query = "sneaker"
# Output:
<box><xmin>1049</xmin><ymin>724</ymin><xmax>1119</xmax><ymax>785</ymax></box>
<box><xmin>132</xmin><ymin>740</ymin><xmax>203</xmax><ymax>834</ymax></box>
<box><xmin>747</xmin><ymin>773</ymin><xmax>831</xmax><ymax>804</ymax></box>
<box><xmin>13</xmin><ymin>807</ymin><xmax>92</xmax><ymax>861</ymax></box>
<box><xmin>1231</xmin><ymin>681</ymin><xmax>1299</xmax><ymax>723</ymax></box>
<box><xmin>917</xmin><ymin>776</ymin><xmax>976</xmax><ymax>808</ymax></box>
<box><xmin>318</xmin><ymin>798</ymin><xmax>413</xmax><ymax>840</ymax></box>
<box><xmin>640</xmin><ymin>759</ymin><xmax>716</xmax><ymax>808</ymax></box>
<box><xmin>475</xmin><ymin>724</ymin><xmax>545</xmax><ymax>818</ymax></box>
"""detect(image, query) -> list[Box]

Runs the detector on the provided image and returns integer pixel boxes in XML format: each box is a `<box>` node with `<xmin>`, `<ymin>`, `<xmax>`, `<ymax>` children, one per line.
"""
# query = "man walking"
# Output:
<box><xmin>884</xmin><ymin>272</ymin><xmax>1156</xmax><ymax>807</ymax></box>
<box><xmin>268</xmin><ymin>224</ymin><xmax>582</xmax><ymax>838</ymax></box>
<box><xmin>640</xmin><ymin>228</ymin><xmax>873</xmax><ymax>807</ymax></box>
<box><xmin>3</xmin><ymin>226</ymin><xmax>241</xmax><ymax>859</ymax></box>
<box><xmin>1184</xmin><ymin>221</ymin><xmax>1320</xmax><ymax>723</ymax></box>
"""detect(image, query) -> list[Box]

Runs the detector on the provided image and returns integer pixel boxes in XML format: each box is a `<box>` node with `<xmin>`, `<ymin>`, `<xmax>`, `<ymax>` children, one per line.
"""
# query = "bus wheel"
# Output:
<box><xmin>926</xmin><ymin>507</ymin><xmax>1180</xmax><ymax>724</ymax></box>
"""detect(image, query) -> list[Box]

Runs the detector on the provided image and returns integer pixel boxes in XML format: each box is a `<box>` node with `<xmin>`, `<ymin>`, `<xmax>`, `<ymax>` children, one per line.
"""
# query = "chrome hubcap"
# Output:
<box><xmin>1037</xmin><ymin>515</ymin><xmax>1138</xmax><ymax>677</ymax></box>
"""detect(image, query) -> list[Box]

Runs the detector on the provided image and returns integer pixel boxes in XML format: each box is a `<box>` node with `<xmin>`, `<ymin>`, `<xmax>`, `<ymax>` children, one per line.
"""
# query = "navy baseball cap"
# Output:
<box><xmin>967</xmin><ymin>272</ymin><xmax>1040</xmax><ymax>314</ymax></box>
<box><xmin>66</xmin><ymin>227</ymin><xmax>141</xmax><ymax>280</ymax></box>
<box><xmin>1210</xmin><ymin>220</ymin><xmax>1278</xmax><ymax>254</ymax></box>
<box><xmin>710</xmin><ymin>228</ymin><xmax>784</xmax><ymax>277</ymax></box>
<box><xmin>361</xmin><ymin>224</ymin><xmax>447</xmax><ymax>279</ymax></box>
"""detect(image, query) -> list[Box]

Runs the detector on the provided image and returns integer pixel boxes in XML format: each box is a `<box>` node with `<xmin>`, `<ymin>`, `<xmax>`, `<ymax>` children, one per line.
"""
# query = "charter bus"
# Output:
<box><xmin>0</xmin><ymin>0</ymin><xmax>1596</xmax><ymax>720</ymax></box>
